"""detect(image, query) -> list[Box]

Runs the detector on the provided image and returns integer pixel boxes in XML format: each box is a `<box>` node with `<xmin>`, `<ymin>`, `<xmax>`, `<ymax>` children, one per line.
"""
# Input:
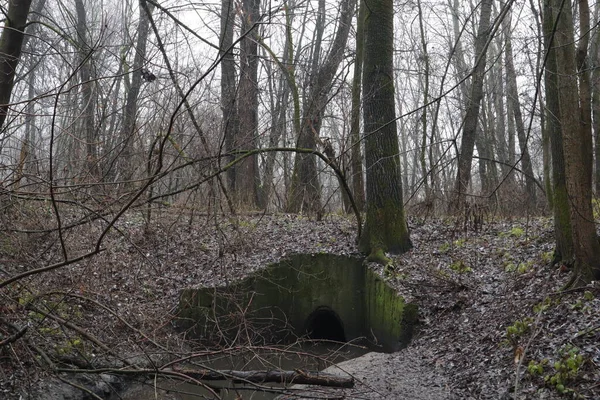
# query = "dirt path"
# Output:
<box><xmin>277</xmin><ymin>348</ymin><xmax>452</xmax><ymax>400</ymax></box>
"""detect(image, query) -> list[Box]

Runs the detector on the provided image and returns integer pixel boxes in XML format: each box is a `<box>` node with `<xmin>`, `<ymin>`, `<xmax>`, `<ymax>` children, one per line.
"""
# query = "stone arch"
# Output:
<box><xmin>305</xmin><ymin>306</ymin><xmax>346</xmax><ymax>342</ymax></box>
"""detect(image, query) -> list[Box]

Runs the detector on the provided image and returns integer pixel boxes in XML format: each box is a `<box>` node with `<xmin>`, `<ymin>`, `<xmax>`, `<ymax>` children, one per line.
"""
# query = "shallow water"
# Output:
<box><xmin>122</xmin><ymin>342</ymin><xmax>368</xmax><ymax>400</ymax></box>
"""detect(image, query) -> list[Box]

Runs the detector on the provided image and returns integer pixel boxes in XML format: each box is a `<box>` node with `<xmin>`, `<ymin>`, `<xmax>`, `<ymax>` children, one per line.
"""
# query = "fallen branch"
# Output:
<box><xmin>56</xmin><ymin>366</ymin><xmax>354</xmax><ymax>388</ymax></box>
<box><xmin>0</xmin><ymin>323</ymin><xmax>27</xmax><ymax>347</ymax></box>
<box><xmin>173</xmin><ymin>367</ymin><xmax>354</xmax><ymax>388</ymax></box>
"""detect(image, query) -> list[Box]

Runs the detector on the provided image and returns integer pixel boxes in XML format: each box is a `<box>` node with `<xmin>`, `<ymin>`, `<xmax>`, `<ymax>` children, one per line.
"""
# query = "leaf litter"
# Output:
<box><xmin>1</xmin><ymin>212</ymin><xmax>599</xmax><ymax>399</ymax></box>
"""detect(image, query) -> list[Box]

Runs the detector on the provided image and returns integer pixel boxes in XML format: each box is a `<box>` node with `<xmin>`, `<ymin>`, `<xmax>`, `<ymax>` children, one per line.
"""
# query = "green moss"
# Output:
<box><xmin>366</xmin><ymin>248</ymin><xmax>391</xmax><ymax>265</ymax></box>
<box><xmin>177</xmin><ymin>253</ymin><xmax>417</xmax><ymax>352</ymax></box>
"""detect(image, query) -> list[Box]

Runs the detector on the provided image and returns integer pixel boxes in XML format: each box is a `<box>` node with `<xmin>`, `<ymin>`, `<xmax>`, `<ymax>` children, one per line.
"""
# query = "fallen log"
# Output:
<box><xmin>173</xmin><ymin>367</ymin><xmax>354</xmax><ymax>388</ymax></box>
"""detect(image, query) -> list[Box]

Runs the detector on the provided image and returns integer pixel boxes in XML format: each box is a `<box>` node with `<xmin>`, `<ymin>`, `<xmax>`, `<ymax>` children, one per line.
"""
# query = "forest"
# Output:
<box><xmin>1</xmin><ymin>0</ymin><xmax>600</xmax><ymax>398</ymax></box>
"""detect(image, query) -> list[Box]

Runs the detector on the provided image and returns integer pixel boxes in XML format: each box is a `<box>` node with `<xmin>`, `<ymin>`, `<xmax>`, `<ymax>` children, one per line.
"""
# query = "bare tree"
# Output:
<box><xmin>287</xmin><ymin>0</ymin><xmax>356</xmax><ymax>215</ymax></box>
<box><xmin>118</xmin><ymin>0</ymin><xmax>155</xmax><ymax>185</ymax></box>
<box><xmin>452</xmin><ymin>0</ymin><xmax>493</xmax><ymax>211</ymax></box>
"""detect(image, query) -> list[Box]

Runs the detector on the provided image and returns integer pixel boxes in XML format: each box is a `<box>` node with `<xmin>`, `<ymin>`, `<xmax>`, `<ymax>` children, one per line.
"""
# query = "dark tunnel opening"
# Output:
<box><xmin>305</xmin><ymin>306</ymin><xmax>346</xmax><ymax>342</ymax></box>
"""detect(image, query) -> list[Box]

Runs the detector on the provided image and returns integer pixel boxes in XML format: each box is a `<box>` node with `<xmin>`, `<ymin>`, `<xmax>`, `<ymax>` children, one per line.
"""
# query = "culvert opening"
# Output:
<box><xmin>305</xmin><ymin>306</ymin><xmax>346</xmax><ymax>342</ymax></box>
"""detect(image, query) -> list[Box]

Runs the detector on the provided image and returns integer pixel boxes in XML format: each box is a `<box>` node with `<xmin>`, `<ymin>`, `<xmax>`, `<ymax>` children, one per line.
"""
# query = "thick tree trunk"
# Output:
<box><xmin>543</xmin><ymin>0</ymin><xmax>574</xmax><ymax>263</ymax></box>
<box><xmin>452</xmin><ymin>0</ymin><xmax>493</xmax><ymax>211</ymax></box>
<box><xmin>359</xmin><ymin>0</ymin><xmax>411</xmax><ymax>261</ymax></box>
<box><xmin>220</xmin><ymin>0</ymin><xmax>238</xmax><ymax>196</ymax></box>
<box><xmin>552</xmin><ymin>0</ymin><xmax>600</xmax><ymax>283</ymax></box>
<box><xmin>0</xmin><ymin>0</ymin><xmax>34</xmax><ymax>131</ymax></box>
<box><xmin>233</xmin><ymin>0</ymin><xmax>261</xmax><ymax>209</ymax></box>
<box><xmin>591</xmin><ymin>13</ymin><xmax>600</xmax><ymax>194</ymax></box>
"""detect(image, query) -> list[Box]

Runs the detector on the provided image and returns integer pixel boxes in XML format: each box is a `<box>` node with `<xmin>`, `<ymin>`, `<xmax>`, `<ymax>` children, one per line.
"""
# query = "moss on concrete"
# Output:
<box><xmin>177</xmin><ymin>253</ymin><xmax>417</xmax><ymax>352</ymax></box>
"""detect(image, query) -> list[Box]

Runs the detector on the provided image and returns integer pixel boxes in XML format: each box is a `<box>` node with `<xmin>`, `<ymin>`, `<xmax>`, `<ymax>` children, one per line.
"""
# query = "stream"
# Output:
<box><xmin>121</xmin><ymin>342</ymin><xmax>368</xmax><ymax>399</ymax></box>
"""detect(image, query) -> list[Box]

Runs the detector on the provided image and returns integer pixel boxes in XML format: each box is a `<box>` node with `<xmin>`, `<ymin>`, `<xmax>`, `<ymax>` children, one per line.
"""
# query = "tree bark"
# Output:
<box><xmin>452</xmin><ymin>0</ymin><xmax>493</xmax><ymax>211</ymax></box>
<box><xmin>232</xmin><ymin>0</ymin><xmax>261</xmax><ymax>209</ymax></box>
<box><xmin>543</xmin><ymin>0</ymin><xmax>574</xmax><ymax>263</ymax></box>
<box><xmin>220</xmin><ymin>0</ymin><xmax>238</xmax><ymax>197</ymax></box>
<box><xmin>504</xmin><ymin>10</ymin><xmax>536</xmax><ymax>207</ymax></box>
<box><xmin>74</xmin><ymin>0</ymin><xmax>99</xmax><ymax>183</ymax></box>
<box><xmin>551</xmin><ymin>0</ymin><xmax>600</xmax><ymax>283</ymax></box>
<box><xmin>359</xmin><ymin>0</ymin><xmax>412</xmax><ymax>260</ymax></box>
<box><xmin>349</xmin><ymin>0</ymin><xmax>366</xmax><ymax>213</ymax></box>
<box><xmin>173</xmin><ymin>367</ymin><xmax>354</xmax><ymax>388</ymax></box>
<box><xmin>0</xmin><ymin>0</ymin><xmax>34</xmax><ymax>131</ymax></box>
<box><xmin>287</xmin><ymin>0</ymin><xmax>356</xmax><ymax>215</ymax></box>
<box><xmin>119</xmin><ymin>0</ymin><xmax>154</xmax><ymax>185</ymax></box>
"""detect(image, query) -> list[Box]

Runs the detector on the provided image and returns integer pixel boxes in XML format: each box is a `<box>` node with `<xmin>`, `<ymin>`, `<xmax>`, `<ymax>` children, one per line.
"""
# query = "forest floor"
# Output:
<box><xmin>1</xmin><ymin>209</ymin><xmax>600</xmax><ymax>399</ymax></box>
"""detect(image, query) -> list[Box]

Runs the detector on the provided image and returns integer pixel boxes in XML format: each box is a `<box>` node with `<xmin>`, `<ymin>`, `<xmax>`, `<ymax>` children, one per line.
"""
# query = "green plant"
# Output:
<box><xmin>541</xmin><ymin>251</ymin><xmax>554</xmax><ymax>264</ymax></box>
<box><xmin>500</xmin><ymin>226</ymin><xmax>525</xmax><ymax>238</ymax></box>
<box><xmin>533</xmin><ymin>297</ymin><xmax>553</xmax><ymax>314</ymax></box>
<box><xmin>56</xmin><ymin>336</ymin><xmax>85</xmax><ymax>355</ymax></box>
<box><xmin>439</xmin><ymin>242</ymin><xmax>451</xmax><ymax>252</ymax></box>
<box><xmin>510</xmin><ymin>227</ymin><xmax>525</xmax><ymax>237</ymax></box>
<box><xmin>545</xmin><ymin>345</ymin><xmax>585</xmax><ymax>395</ymax></box>
<box><xmin>592</xmin><ymin>197</ymin><xmax>600</xmax><ymax>220</ymax></box>
<box><xmin>453</xmin><ymin>238</ymin><xmax>466</xmax><ymax>247</ymax></box>
<box><xmin>503</xmin><ymin>317</ymin><xmax>533</xmax><ymax>346</ymax></box>
<box><xmin>450</xmin><ymin>260</ymin><xmax>472</xmax><ymax>273</ymax></box>
<box><xmin>527</xmin><ymin>359</ymin><xmax>547</xmax><ymax>376</ymax></box>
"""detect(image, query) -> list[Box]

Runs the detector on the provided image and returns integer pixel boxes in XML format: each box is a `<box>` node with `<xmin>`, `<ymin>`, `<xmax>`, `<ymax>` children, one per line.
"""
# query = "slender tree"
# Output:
<box><xmin>452</xmin><ymin>0</ymin><xmax>493</xmax><ymax>211</ymax></box>
<box><xmin>74</xmin><ymin>0</ymin><xmax>99</xmax><ymax>182</ymax></box>
<box><xmin>504</xmin><ymin>10</ymin><xmax>536</xmax><ymax>207</ymax></box>
<box><xmin>359</xmin><ymin>0</ymin><xmax>411</xmax><ymax>262</ymax></box>
<box><xmin>349</xmin><ymin>0</ymin><xmax>366</xmax><ymax>212</ymax></box>
<box><xmin>119</xmin><ymin>0</ymin><xmax>154</xmax><ymax>184</ymax></box>
<box><xmin>287</xmin><ymin>0</ymin><xmax>356</xmax><ymax>214</ymax></box>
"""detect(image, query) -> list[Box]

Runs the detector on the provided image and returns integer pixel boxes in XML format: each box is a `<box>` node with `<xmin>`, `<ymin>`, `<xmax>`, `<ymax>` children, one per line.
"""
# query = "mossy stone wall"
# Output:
<box><xmin>177</xmin><ymin>254</ymin><xmax>417</xmax><ymax>352</ymax></box>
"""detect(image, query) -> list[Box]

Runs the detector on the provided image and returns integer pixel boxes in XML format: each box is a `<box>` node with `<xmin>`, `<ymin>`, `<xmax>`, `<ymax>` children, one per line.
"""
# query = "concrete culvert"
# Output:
<box><xmin>305</xmin><ymin>306</ymin><xmax>346</xmax><ymax>342</ymax></box>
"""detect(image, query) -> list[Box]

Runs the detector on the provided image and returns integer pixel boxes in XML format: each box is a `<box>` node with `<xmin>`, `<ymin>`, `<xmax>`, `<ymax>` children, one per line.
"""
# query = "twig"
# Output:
<box><xmin>56</xmin><ymin>376</ymin><xmax>104</xmax><ymax>400</ymax></box>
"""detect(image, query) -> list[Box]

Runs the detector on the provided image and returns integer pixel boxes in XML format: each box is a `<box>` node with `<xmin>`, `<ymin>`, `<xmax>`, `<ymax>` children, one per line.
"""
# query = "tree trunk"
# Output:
<box><xmin>504</xmin><ymin>10</ymin><xmax>536</xmax><ymax>207</ymax></box>
<box><xmin>220</xmin><ymin>0</ymin><xmax>238</xmax><ymax>197</ymax></box>
<box><xmin>233</xmin><ymin>0</ymin><xmax>260</xmax><ymax>209</ymax></box>
<box><xmin>0</xmin><ymin>0</ymin><xmax>34</xmax><ymax>131</ymax></box>
<box><xmin>417</xmin><ymin>0</ymin><xmax>432</xmax><ymax>204</ymax></box>
<box><xmin>359</xmin><ymin>0</ymin><xmax>411</xmax><ymax>261</ymax></box>
<box><xmin>349</xmin><ymin>0</ymin><xmax>366</xmax><ymax>213</ymax></box>
<box><xmin>74</xmin><ymin>0</ymin><xmax>99</xmax><ymax>183</ymax></box>
<box><xmin>452</xmin><ymin>0</ymin><xmax>493</xmax><ymax>211</ymax></box>
<box><xmin>591</xmin><ymin>2</ymin><xmax>600</xmax><ymax>193</ymax></box>
<box><xmin>287</xmin><ymin>0</ymin><xmax>356</xmax><ymax>215</ymax></box>
<box><xmin>119</xmin><ymin>0</ymin><xmax>154</xmax><ymax>185</ymax></box>
<box><xmin>551</xmin><ymin>0</ymin><xmax>600</xmax><ymax>283</ymax></box>
<box><xmin>543</xmin><ymin>0</ymin><xmax>574</xmax><ymax>263</ymax></box>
